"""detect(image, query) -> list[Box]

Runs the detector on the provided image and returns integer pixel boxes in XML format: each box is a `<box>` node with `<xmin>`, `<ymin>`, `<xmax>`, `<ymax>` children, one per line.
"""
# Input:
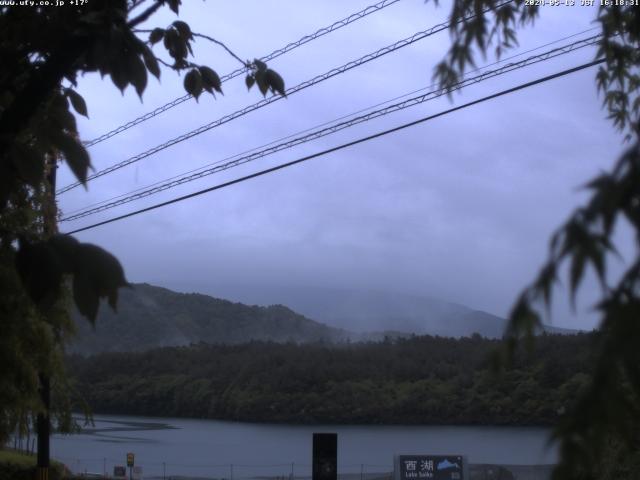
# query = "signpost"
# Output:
<box><xmin>126</xmin><ymin>452</ymin><xmax>135</xmax><ymax>480</ymax></box>
<box><xmin>394</xmin><ymin>455</ymin><xmax>468</xmax><ymax>480</ymax></box>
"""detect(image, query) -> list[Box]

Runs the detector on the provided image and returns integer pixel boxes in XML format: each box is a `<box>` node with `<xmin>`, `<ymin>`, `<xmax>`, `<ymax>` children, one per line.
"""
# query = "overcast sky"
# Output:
<box><xmin>57</xmin><ymin>0</ymin><xmax>630</xmax><ymax>330</ymax></box>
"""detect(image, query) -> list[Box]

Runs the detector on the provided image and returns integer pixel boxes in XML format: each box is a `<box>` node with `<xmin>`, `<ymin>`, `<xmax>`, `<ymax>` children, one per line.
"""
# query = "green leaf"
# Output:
<box><xmin>110</xmin><ymin>59</ymin><xmax>129</xmax><ymax>92</ymax></box>
<box><xmin>51</xmin><ymin>105</ymin><xmax>78</xmax><ymax>133</ymax></box>
<box><xmin>128</xmin><ymin>53</ymin><xmax>148</xmax><ymax>98</ymax></box>
<box><xmin>47</xmin><ymin>234</ymin><xmax>80</xmax><ymax>274</ymax></box>
<box><xmin>265</xmin><ymin>68</ymin><xmax>286</xmax><ymax>96</ymax></box>
<box><xmin>141</xmin><ymin>44</ymin><xmax>160</xmax><ymax>79</ymax></box>
<box><xmin>149</xmin><ymin>28</ymin><xmax>165</xmax><ymax>45</ymax></box>
<box><xmin>73</xmin><ymin>272</ymin><xmax>99</xmax><ymax>323</ymax></box>
<box><xmin>52</xmin><ymin>131</ymin><xmax>91</xmax><ymax>185</ymax></box>
<box><xmin>255</xmin><ymin>69</ymin><xmax>268</xmax><ymax>96</ymax></box>
<box><xmin>108</xmin><ymin>26</ymin><xmax>129</xmax><ymax>91</ymax></box>
<box><xmin>172</xmin><ymin>20</ymin><xmax>191</xmax><ymax>40</ymax></box>
<box><xmin>569</xmin><ymin>250</ymin><xmax>586</xmax><ymax>308</ymax></box>
<box><xmin>163</xmin><ymin>28</ymin><xmax>187</xmax><ymax>63</ymax></box>
<box><xmin>245</xmin><ymin>74</ymin><xmax>255</xmax><ymax>91</ymax></box>
<box><xmin>163</xmin><ymin>28</ymin><xmax>173</xmax><ymax>51</ymax></box>
<box><xmin>253</xmin><ymin>59</ymin><xmax>267</xmax><ymax>72</ymax></box>
<box><xmin>535</xmin><ymin>262</ymin><xmax>556</xmax><ymax>309</ymax></box>
<box><xmin>507</xmin><ymin>293</ymin><xmax>541</xmax><ymax>341</ymax></box>
<box><xmin>184</xmin><ymin>68</ymin><xmax>203</xmax><ymax>99</ymax></box>
<box><xmin>64</xmin><ymin>88</ymin><xmax>88</xmax><ymax>117</ymax></box>
<box><xmin>73</xmin><ymin>243</ymin><xmax>129</xmax><ymax>321</ymax></box>
<box><xmin>199</xmin><ymin>66</ymin><xmax>221</xmax><ymax>93</ymax></box>
<box><xmin>166</xmin><ymin>0</ymin><xmax>180</xmax><ymax>14</ymax></box>
<box><xmin>49</xmin><ymin>91</ymin><xmax>77</xmax><ymax>132</ymax></box>
<box><xmin>587</xmin><ymin>237</ymin><xmax>608</xmax><ymax>286</ymax></box>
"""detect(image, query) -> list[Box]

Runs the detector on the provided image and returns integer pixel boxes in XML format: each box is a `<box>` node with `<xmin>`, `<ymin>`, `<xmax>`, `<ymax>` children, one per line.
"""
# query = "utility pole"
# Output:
<box><xmin>36</xmin><ymin>154</ymin><xmax>57</xmax><ymax>480</ymax></box>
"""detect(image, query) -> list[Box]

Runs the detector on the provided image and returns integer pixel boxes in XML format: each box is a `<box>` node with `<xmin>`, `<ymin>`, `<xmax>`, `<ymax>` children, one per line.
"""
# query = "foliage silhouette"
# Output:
<box><xmin>429</xmin><ymin>1</ymin><xmax>640</xmax><ymax>477</ymax></box>
<box><xmin>0</xmin><ymin>0</ymin><xmax>284</xmax><ymax>444</ymax></box>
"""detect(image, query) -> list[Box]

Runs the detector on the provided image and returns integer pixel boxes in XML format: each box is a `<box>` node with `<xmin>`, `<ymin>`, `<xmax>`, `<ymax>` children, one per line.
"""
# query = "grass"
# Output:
<box><xmin>0</xmin><ymin>449</ymin><xmax>37</xmax><ymax>468</ymax></box>
<box><xmin>0</xmin><ymin>448</ymin><xmax>70</xmax><ymax>480</ymax></box>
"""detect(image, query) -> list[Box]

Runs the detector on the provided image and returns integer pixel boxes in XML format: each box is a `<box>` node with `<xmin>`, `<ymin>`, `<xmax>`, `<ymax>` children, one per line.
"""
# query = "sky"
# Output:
<box><xmin>57</xmin><ymin>0</ymin><xmax>631</xmax><ymax>330</ymax></box>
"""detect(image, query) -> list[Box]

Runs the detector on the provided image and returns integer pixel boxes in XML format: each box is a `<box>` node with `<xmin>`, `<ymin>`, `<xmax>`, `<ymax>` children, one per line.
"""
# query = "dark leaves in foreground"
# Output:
<box><xmin>15</xmin><ymin>234</ymin><xmax>129</xmax><ymax>322</ymax></box>
<box><xmin>246</xmin><ymin>59</ymin><xmax>287</xmax><ymax>97</ymax></box>
<box><xmin>501</xmin><ymin>141</ymin><xmax>640</xmax><ymax>480</ymax></box>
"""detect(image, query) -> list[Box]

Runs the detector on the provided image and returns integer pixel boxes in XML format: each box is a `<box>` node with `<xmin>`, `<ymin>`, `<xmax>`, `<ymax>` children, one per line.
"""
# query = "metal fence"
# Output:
<box><xmin>52</xmin><ymin>458</ymin><xmax>554</xmax><ymax>480</ymax></box>
<box><xmin>468</xmin><ymin>464</ymin><xmax>553</xmax><ymax>480</ymax></box>
<box><xmin>53</xmin><ymin>458</ymin><xmax>394</xmax><ymax>480</ymax></box>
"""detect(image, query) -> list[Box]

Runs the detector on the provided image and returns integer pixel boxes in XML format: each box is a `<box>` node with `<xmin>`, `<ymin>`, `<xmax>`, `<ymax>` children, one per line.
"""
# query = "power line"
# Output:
<box><xmin>82</xmin><ymin>0</ymin><xmax>402</xmax><ymax>148</ymax></box>
<box><xmin>60</xmin><ymin>35</ymin><xmax>602</xmax><ymax>222</ymax></box>
<box><xmin>61</xmin><ymin>27</ymin><xmax>601</xmax><ymax>218</ymax></box>
<box><xmin>57</xmin><ymin>1</ymin><xmax>513</xmax><ymax>195</ymax></box>
<box><xmin>64</xmin><ymin>58</ymin><xmax>605</xmax><ymax>235</ymax></box>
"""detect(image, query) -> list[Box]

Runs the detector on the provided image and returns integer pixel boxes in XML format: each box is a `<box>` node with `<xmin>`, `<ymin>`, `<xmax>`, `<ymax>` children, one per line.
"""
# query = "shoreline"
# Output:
<box><xmin>75</xmin><ymin>411</ymin><xmax>557</xmax><ymax>430</ymax></box>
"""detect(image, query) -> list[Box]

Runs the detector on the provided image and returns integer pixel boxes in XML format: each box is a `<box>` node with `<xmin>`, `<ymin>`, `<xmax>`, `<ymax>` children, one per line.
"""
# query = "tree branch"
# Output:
<box><xmin>128</xmin><ymin>0</ymin><xmax>148</xmax><ymax>13</ymax></box>
<box><xmin>192</xmin><ymin>32</ymin><xmax>248</xmax><ymax>67</ymax></box>
<box><xmin>134</xmin><ymin>28</ymin><xmax>248</xmax><ymax>68</ymax></box>
<box><xmin>127</xmin><ymin>0</ymin><xmax>163</xmax><ymax>28</ymax></box>
<box><xmin>155</xmin><ymin>57</ymin><xmax>176</xmax><ymax>69</ymax></box>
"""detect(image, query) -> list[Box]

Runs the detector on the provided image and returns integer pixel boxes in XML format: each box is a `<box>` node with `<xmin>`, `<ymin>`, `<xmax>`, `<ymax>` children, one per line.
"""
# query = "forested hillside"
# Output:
<box><xmin>68</xmin><ymin>333</ymin><xmax>594</xmax><ymax>425</ymax></box>
<box><xmin>69</xmin><ymin>283</ymin><xmax>350</xmax><ymax>354</ymax></box>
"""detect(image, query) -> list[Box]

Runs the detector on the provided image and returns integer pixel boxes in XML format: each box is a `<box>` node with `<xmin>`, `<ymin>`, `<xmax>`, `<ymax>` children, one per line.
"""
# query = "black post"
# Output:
<box><xmin>37</xmin><ymin>156</ymin><xmax>57</xmax><ymax>480</ymax></box>
<box><xmin>312</xmin><ymin>433</ymin><xmax>337</xmax><ymax>480</ymax></box>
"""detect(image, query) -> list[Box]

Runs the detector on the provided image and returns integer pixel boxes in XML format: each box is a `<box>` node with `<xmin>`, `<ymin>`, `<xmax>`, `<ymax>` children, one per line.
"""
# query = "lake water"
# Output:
<box><xmin>51</xmin><ymin>414</ymin><xmax>557</xmax><ymax>479</ymax></box>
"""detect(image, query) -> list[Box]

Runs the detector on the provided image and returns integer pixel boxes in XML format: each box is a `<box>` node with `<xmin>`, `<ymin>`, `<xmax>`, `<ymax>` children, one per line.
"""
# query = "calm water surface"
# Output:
<box><xmin>51</xmin><ymin>414</ymin><xmax>556</xmax><ymax>479</ymax></box>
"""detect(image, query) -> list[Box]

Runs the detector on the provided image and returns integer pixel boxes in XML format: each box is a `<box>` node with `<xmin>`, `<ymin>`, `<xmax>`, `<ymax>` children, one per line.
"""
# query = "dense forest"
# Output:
<box><xmin>67</xmin><ymin>333</ymin><xmax>595</xmax><ymax>426</ymax></box>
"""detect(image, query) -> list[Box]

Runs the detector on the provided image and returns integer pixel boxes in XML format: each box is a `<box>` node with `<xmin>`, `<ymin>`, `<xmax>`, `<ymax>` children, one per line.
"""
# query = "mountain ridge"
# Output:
<box><xmin>69</xmin><ymin>283</ymin><xmax>350</xmax><ymax>355</ymax></box>
<box><xmin>197</xmin><ymin>284</ymin><xmax>581</xmax><ymax>337</ymax></box>
<box><xmin>69</xmin><ymin>282</ymin><xmax>578</xmax><ymax>355</ymax></box>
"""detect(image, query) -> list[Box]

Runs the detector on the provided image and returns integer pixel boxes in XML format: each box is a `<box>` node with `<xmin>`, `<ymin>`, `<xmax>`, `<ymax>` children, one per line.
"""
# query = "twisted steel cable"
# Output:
<box><xmin>64</xmin><ymin>59</ymin><xmax>607</xmax><ymax>235</ymax></box>
<box><xmin>58</xmin><ymin>1</ymin><xmax>514</xmax><ymax>195</ymax></box>
<box><xmin>61</xmin><ymin>27</ymin><xmax>600</xmax><ymax>218</ymax></box>
<box><xmin>82</xmin><ymin>0</ymin><xmax>402</xmax><ymax>148</ymax></box>
<box><xmin>61</xmin><ymin>34</ymin><xmax>601</xmax><ymax>222</ymax></box>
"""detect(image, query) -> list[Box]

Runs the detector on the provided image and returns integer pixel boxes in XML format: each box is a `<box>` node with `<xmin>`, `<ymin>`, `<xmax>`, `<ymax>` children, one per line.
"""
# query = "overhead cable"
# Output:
<box><xmin>58</xmin><ymin>0</ymin><xmax>513</xmax><ymax>195</ymax></box>
<box><xmin>61</xmin><ymin>27</ymin><xmax>602</xmax><ymax>219</ymax></box>
<box><xmin>83</xmin><ymin>0</ymin><xmax>403</xmax><ymax>148</ymax></box>
<box><xmin>61</xmin><ymin>35</ymin><xmax>602</xmax><ymax>222</ymax></box>
<box><xmin>64</xmin><ymin>58</ymin><xmax>605</xmax><ymax>235</ymax></box>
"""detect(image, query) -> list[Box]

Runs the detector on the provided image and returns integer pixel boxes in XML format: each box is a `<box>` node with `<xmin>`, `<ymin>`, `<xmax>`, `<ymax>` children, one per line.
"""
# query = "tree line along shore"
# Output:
<box><xmin>66</xmin><ymin>333</ymin><xmax>594</xmax><ymax>426</ymax></box>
